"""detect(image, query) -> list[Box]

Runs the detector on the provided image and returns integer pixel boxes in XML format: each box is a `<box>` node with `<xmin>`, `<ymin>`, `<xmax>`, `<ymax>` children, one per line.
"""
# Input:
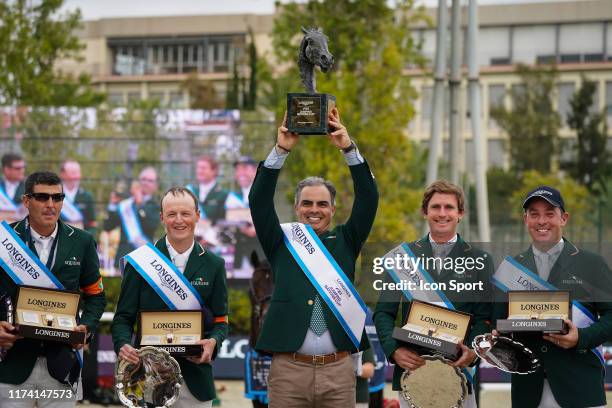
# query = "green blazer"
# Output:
<box><xmin>189</xmin><ymin>183</ymin><xmax>228</xmax><ymax>225</ymax></box>
<box><xmin>250</xmin><ymin>161</ymin><xmax>378</xmax><ymax>353</ymax></box>
<box><xmin>373</xmin><ymin>235</ymin><xmax>493</xmax><ymax>390</ymax></box>
<box><xmin>103</xmin><ymin>197</ymin><xmax>160</xmax><ymax>267</ymax></box>
<box><xmin>493</xmin><ymin>239</ymin><xmax>612</xmax><ymax>408</ymax></box>
<box><xmin>111</xmin><ymin>237</ymin><xmax>228</xmax><ymax>402</ymax></box>
<box><xmin>0</xmin><ymin>219</ymin><xmax>106</xmax><ymax>384</ymax></box>
<box><xmin>0</xmin><ymin>178</ymin><xmax>24</xmax><ymax>204</ymax></box>
<box><xmin>62</xmin><ymin>187</ymin><xmax>97</xmax><ymax>236</ymax></box>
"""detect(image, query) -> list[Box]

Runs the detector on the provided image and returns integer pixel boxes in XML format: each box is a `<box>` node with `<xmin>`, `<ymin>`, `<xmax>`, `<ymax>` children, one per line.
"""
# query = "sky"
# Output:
<box><xmin>61</xmin><ymin>0</ymin><xmax>574</xmax><ymax>20</ymax></box>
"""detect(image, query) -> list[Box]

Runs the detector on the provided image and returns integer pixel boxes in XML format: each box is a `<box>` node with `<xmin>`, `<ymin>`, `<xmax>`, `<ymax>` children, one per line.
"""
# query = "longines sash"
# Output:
<box><xmin>382</xmin><ymin>243</ymin><xmax>474</xmax><ymax>381</ymax></box>
<box><xmin>0</xmin><ymin>185</ymin><xmax>18</xmax><ymax>212</ymax></box>
<box><xmin>0</xmin><ymin>221</ymin><xmax>65</xmax><ymax>289</ymax></box>
<box><xmin>118</xmin><ymin>198</ymin><xmax>149</xmax><ymax>247</ymax></box>
<box><xmin>492</xmin><ymin>256</ymin><xmax>604</xmax><ymax>365</ymax></box>
<box><xmin>185</xmin><ymin>184</ymin><xmax>207</xmax><ymax>219</ymax></box>
<box><xmin>61</xmin><ymin>198</ymin><xmax>84</xmax><ymax>224</ymax></box>
<box><xmin>281</xmin><ymin>222</ymin><xmax>367</xmax><ymax>348</ymax></box>
<box><xmin>124</xmin><ymin>243</ymin><xmax>203</xmax><ymax>310</ymax></box>
<box><xmin>225</xmin><ymin>192</ymin><xmax>248</xmax><ymax>209</ymax></box>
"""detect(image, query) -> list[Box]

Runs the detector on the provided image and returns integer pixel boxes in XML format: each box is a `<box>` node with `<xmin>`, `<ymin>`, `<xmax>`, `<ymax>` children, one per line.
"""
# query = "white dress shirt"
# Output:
<box><xmin>30</xmin><ymin>223</ymin><xmax>59</xmax><ymax>266</ymax></box>
<box><xmin>165</xmin><ymin>238</ymin><xmax>195</xmax><ymax>273</ymax></box>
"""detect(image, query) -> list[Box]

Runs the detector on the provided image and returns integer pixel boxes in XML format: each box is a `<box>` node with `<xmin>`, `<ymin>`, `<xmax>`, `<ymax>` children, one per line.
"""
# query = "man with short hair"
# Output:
<box><xmin>188</xmin><ymin>155</ymin><xmax>228</xmax><ymax>225</ymax></box>
<box><xmin>492</xmin><ymin>186</ymin><xmax>612</xmax><ymax>408</ymax></box>
<box><xmin>0</xmin><ymin>170</ymin><xmax>106</xmax><ymax>407</ymax></box>
<box><xmin>103</xmin><ymin>167</ymin><xmax>160</xmax><ymax>268</ymax></box>
<box><xmin>60</xmin><ymin>160</ymin><xmax>97</xmax><ymax>235</ymax></box>
<box><xmin>374</xmin><ymin>180</ymin><xmax>493</xmax><ymax>408</ymax></box>
<box><xmin>112</xmin><ymin>186</ymin><xmax>228</xmax><ymax>408</ymax></box>
<box><xmin>250</xmin><ymin>108</ymin><xmax>378</xmax><ymax>407</ymax></box>
<box><xmin>0</xmin><ymin>153</ymin><xmax>25</xmax><ymax>205</ymax></box>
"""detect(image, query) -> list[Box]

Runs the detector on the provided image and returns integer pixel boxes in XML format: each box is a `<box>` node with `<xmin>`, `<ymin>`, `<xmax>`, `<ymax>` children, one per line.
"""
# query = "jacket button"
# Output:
<box><xmin>541</xmin><ymin>346</ymin><xmax>547</xmax><ymax>353</ymax></box>
<box><xmin>307</xmin><ymin>299</ymin><xmax>314</xmax><ymax>306</ymax></box>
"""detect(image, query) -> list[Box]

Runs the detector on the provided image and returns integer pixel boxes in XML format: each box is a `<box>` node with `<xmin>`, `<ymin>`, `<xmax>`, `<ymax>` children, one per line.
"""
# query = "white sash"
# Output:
<box><xmin>281</xmin><ymin>222</ymin><xmax>367</xmax><ymax>348</ymax></box>
<box><xmin>61</xmin><ymin>198</ymin><xmax>84</xmax><ymax>223</ymax></box>
<box><xmin>124</xmin><ymin>243</ymin><xmax>203</xmax><ymax>310</ymax></box>
<box><xmin>492</xmin><ymin>255</ymin><xmax>604</xmax><ymax>365</ymax></box>
<box><xmin>0</xmin><ymin>220</ymin><xmax>64</xmax><ymax>289</ymax></box>
<box><xmin>118</xmin><ymin>198</ymin><xmax>149</xmax><ymax>247</ymax></box>
<box><xmin>0</xmin><ymin>185</ymin><xmax>18</xmax><ymax>212</ymax></box>
<box><xmin>225</xmin><ymin>192</ymin><xmax>248</xmax><ymax>209</ymax></box>
<box><xmin>185</xmin><ymin>184</ymin><xmax>207</xmax><ymax>219</ymax></box>
<box><xmin>382</xmin><ymin>242</ymin><xmax>474</xmax><ymax>382</ymax></box>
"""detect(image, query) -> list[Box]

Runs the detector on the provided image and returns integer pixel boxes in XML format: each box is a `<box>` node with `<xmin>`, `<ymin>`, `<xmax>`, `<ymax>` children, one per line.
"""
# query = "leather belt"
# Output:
<box><xmin>283</xmin><ymin>351</ymin><xmax>350</xmax><ymax>365</ymax></box>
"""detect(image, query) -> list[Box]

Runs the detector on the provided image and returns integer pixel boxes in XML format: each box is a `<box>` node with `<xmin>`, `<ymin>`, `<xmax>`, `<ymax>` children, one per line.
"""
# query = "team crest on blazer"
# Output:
<box><xmin>65</xmin><ymin>256</ymin><xmax>81</xmax><ymax>266</ymax></box>
<box><xmin>191</xmin><ymin>277</ymin><xmax>208</xmax><ymax>286</ymax></box>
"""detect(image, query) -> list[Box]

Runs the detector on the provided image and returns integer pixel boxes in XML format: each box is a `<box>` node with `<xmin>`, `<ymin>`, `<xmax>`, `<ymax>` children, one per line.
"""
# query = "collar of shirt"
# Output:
<box><xmin>63</xmin><ymin>184</ymin><xmax>79</xmax><ymax>203</ymax></box>
<box><xmin>31</xmin><ymin>223</ymin><xmax>59</xmax><ymax>249</ymax></box>
<box><xmin>532</xmin><ymin>238</ymin><xmax>565</xmax><ymax>258</ymax></box>
<box><xmin>198</xmin><ymin>180</ymin><xmax>216</xmax><ymax>202</ymax></box>
<box><xmin>4</xmin><ymin>180</ymin><xmax>19</xmax><ymax>197</ymax></box>
<box><xmin>165</xmin><ymin>237</ymin><xmax>195</xmax><ymax>272</ymax></box>
<box><xmin>241</xmin><ymin>186</ymin><xmax>251</xmax><ymax>204</ymax></box>
<box><xmin>428</xmin><ymin>233</ymin><xmax>458</xmax><ymax>244</ymax></box>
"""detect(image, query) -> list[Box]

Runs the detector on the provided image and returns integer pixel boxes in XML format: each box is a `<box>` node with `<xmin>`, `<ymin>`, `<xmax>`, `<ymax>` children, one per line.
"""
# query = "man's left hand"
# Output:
<box><xmin>327</xmin><ymin>108</ymin><xmax>351</xmax><ymax>149</ymax></box>
<box><xmin>72</xmin><ymin>324</ymin><xmax>88</xmax><ymax>350</ymax></box>
<box><xmin>449</xmin><ymin>344</ymin><xmax>477</xmax><ymax>369</ymax></box>
<box><xmin>187</xmin><ymin>338</ymin><xmax>216</xmax><ymax>365</ymax></box>
<box><xmin>543</xmin><ymin>319</ymin><xmax>578</xmax><ymax>349</ymax></box>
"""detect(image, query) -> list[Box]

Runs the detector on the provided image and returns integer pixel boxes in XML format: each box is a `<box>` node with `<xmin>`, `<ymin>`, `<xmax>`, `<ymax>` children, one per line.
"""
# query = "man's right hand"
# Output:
<box><xmin>118</xmin><ymin>344</ymin><xmax>140</xmax><ymax>365</ymax></box>
<box><xmin>277</xmin><ymin>111</ymin><xmax>299</xmax><ymax>152</ymax></box>
<box><xmin>0</xmin><ymin>321</ymin><xmax>20</xmax><ymax>349</ymax></box>
<box><xmin>392</xmin><ymin>346</ymin><xmax>426</xmax><ymax>371</ymax></box>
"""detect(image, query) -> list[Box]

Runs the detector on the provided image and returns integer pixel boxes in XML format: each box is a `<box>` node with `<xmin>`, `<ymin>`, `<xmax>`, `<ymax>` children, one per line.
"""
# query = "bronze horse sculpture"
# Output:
<box><xmin>298</xmin><ymin>26</ymin><xmax>334</xmax><ymax>94</ymax></box>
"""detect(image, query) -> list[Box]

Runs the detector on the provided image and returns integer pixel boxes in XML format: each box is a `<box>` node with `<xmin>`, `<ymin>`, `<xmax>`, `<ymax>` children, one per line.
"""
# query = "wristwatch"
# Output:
<box><xmin>341</xmin><ymin>140</ymin><xmax>356</xmax><ymax>153</ymax></box>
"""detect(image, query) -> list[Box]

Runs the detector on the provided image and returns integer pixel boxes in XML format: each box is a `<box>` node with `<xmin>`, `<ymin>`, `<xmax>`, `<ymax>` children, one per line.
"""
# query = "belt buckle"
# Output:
<box><xmin>313</xmin><ymin>354</ymin><xmax>326</xmax><ymax>365</ymax></box>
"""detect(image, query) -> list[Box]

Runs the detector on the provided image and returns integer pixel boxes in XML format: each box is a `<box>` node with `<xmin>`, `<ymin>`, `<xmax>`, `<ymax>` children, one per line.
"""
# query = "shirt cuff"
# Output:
<box><xmin>263</xmin><ymin>145</ymin><xmax>289</xmax><ymax>169</ymax></box>
<box><xmin>343</xmin><ymin>144</ymin><xmax>364</xmax><ymax>166</ymax></box>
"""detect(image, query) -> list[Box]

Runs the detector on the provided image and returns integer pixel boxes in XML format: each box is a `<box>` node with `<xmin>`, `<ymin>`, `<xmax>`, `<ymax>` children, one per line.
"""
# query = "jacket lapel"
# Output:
<box><xmin>515</xmin><ymin>247</ymin><xmax>538</xmax><ymax>275</ymax></box>
<box><xmin>547</xmin><ymin>238</ymin><xmax>578</xmax><ymax>285</ymax></box>
<box><xmin>52</xmin><ymin>221</ymin><xmax>76</xmax><ymax>273</ymax></box>
<box><xmin>438</xmin><ymin>235</ymin><xmax>469</xmax><ymax>282</ymax></box>
<box><xmin>412</xmin><ymin>235</ymin><xmax>436</xmax><ymax>277</ymax></box>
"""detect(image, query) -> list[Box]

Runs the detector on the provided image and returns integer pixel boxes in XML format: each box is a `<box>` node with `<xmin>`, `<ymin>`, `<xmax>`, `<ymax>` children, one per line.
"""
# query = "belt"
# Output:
<box><xmin>283</xmin><ymin>351</ymin><xmax>350</xmax><ymax>365</ymax></box>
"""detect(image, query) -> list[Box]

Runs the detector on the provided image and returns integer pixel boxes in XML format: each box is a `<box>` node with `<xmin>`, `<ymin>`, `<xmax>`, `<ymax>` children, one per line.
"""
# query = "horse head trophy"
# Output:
<box><xmin>287</xmin><ymin>27</ymin><xmax>336</xmax><ymax>135</ymax></box>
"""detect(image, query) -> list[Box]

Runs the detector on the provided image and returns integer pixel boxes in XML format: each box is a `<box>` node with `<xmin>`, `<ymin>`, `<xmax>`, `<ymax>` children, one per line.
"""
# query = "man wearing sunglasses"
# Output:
<box><xmin>0</xmin><ymin>171</ymin><xmax>106</xmax><ymax>407</ymax></box>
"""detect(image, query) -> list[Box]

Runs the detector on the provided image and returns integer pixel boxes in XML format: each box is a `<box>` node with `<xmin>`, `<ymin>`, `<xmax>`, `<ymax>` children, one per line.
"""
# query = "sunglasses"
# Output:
<box><xmin>26</xmin><ymin>193</ymin><xmax>65</xmax><ymax>202</ymax></box>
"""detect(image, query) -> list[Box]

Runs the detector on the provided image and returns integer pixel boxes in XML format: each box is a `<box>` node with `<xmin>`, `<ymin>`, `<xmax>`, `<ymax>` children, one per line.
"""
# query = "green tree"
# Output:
<box><xmin>244</xmin><ymin>27</ymin><xmax>258</xmax><ymax>110</ymax></box>
<box><xmin>0</xmin><ymin>0</ymin><xmax>104</xmax><ymax>106</ymax></box>
<box><xmin>565</xmin><ymin>77</ymin><xmax>611</xmax><ymax>195</ymax></box>
<box><xmin>491</xmin><ymin>65</ymin><xmax>561</xmax><ymax>174</ymax></box>
<box><xmin>261</xmin><ymin>0</ymin><xmax>428</xmax><ymax>242</ymax></box>
<box><xmin>226</xmin><ymin>63</ymin><xmax>240</xmax><ymax>109</ymax></box>
<box><xmin>181</xmin><ymin>73</ymin><xmax>223</xmax><ymax>109</ymax></box>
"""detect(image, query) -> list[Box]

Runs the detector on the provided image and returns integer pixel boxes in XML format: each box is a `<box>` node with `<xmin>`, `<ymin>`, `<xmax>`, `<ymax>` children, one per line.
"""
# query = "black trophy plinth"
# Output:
<box><xmin>392</xmin><ymin>327</ymin><xmax>462</xmax><ymax>361</ymax></box>
<box><xmin>496</xmin><ymin>318</ymin><xmax>568</xmax><ymax>334</ymax></box>
<box><xmin>287</xmin><ymin>93</ymin><xmax>336</xmax><ymax>135</ymax></box>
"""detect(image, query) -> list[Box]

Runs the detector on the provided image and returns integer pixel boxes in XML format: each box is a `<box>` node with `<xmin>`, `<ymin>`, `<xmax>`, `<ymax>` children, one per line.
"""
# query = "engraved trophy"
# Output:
<box><xmin>392</xmin><ymin>300</ymin><xmax>472</xmax><ymax>407</ymax></box>
<box><xmin>286</xmin><ymin>27</ymin><xmax>336</xmax><ymax>135</ymax></box>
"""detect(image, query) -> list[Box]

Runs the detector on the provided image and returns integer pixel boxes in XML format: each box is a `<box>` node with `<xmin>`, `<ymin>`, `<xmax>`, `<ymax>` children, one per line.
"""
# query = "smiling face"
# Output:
<box><xmin>160</xmin><ymin>192</ymin><xmax>200</xmax><ymax>246</ymax></box>
<box><xmin>423</xmin><ymin>193</ymin><xmax>463</xmax><ymax>243</ymax></box>
<box><xmin>294</xmin><ymin>185</ymin><xmax>335</xmax><ymax>235</ymax></box>
<box><xmin>24</xmin><ymin>183</ymin><xmax>63</xmax><ymax>234</ymax></box>
<box><xmin>196</xmin><ymin>159</ymin><xmax>217</xmax><ymax>184</ymax></box>
<box><xmin>524</xmin><ymin>198</ymin><xmax>568</xmax><ymax>248</ymax></box>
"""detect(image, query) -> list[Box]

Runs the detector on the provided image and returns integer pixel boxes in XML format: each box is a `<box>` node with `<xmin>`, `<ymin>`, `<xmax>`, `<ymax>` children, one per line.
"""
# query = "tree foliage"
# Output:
<box><xmin>261</xmin><ymin>0</ymin><xmax>428</xmax><ymax>242</ymax></box>
<box><xmin>565</xmin><ymin>77</ymin><xmax>611</xmax><ymax>195</ymax></box>
<box><xmin>181</xmin><ymin>73</ymin><xmax>224</xmax><ymax>110</ymax></box>
<box><xmin>0</xmin><ymin>0</ymin><xmax>104</xmax><ymax>106</ymax></box>
<box><xmin>491</xmin><ymin>65</ymin><xmax>561</xmax><ymax>174</ymax></box>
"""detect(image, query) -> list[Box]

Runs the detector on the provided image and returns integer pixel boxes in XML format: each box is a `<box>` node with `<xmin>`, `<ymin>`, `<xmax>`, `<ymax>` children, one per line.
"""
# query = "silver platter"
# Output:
<box><xmin>472</xmin><ymin>333</ymin><xmax>540</xmax><ymax>374</ymax></box>
<box><xmin>115</xmin><ymin>346</ymin><xmax>183</xmax><ymax>407</ymax></box>
<box><xmin>400</xmin><ymin>355</ymin><xmax>467</xmax><ymax>408</ymax></box>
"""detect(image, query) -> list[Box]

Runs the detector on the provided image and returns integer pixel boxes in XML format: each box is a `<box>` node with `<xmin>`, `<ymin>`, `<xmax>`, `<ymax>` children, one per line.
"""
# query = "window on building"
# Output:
<box><xmin>148</xmin><ymin>92</ymin><xmax>166</xmax><ymax>105</ymax></box>
<box><xmin>127</xmin><ymin>92</ymin><xmax>141</xmax><ymax>104</ymax></box>
<box><xmin>488</xmin><ymin>84</ymin><xmax>505</xmax><ymax>129</ymax></box>
<box><xmin>607</xmin><ymin>23</ymin><xmax>612</xmax><ymax>60</ymax></box>
<box><xmin>169</xmin><ymin>92</ymin><xmax>185</xmax><ymax>108</ymax></box>
<box><xmin>108</xmin><ymin>93</ymin><xmax>124</xmax><ymax>106</ymax></box>
<box><xmin>513</xmin><ymin>25</ymin><xmax>556</xmax><ymax>65</ymax></box>
<box><xmin>559</xmin><ymin>23</ymin><xmax>603</xmax><ymax>64</ymax></box>
<box><xmin>479</xmin><ymin>27</ymin><xmax>510</xmax><ymax>67</ymax></box>
<box><xmin>605</xmin><ymin>81</ymin><xmax>612</xmax><ymax>128</ymax></box>
<box><xmin>557</xmin><ymin>82</ymin><xmax>575</xmax><ymax>127</ymax></box>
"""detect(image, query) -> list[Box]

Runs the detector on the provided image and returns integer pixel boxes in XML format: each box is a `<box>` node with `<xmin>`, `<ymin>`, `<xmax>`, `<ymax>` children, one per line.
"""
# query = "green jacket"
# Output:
<box><xmin>493</xmin><ymin>239</ymin><xmax>612</xmax><ymax>408</ymax></box>
<box><xmin>0</xmin><ymin>178</ymin><xmax>24</xmax><ymax>204</ymax></box>
<box><xmin>62</xmin><ymin>187</ymin><xmax>97</xmax><ymax>236</ymax></box>
<box><xmin>373</xmin><ymin>235</ymin><xmax>493</xmax><ymax>390</ymax></box>
<box><xmin>111</xmin><ymin>237</ymin><xmax>228</xmax><ymax>402</ymax></box>
<box><xmin>103</xmin><ymin>197</ymin><xmax>160</xmax><ymax>267</ymax></box>
<box><xmin>250</xmin><ymin>161</ymin><xmax>378</xmax><ymax>353</ymax></box>
<box><xmin>0</xmin><ymin>219</ymin><xmax>106</xmax><ymax>384</ymax></box>
<box><xmin>189</xmin><ymin>183</ymin><xmax>228</xmax><ymax>225</ymax></box>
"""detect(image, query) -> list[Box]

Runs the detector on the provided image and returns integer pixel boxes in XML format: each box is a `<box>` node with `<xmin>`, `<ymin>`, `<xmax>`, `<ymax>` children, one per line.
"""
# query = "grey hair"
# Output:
<box><xmin>294</xmin><ymin>176</ymin><xmax>336</xmax><ymax>206</ymax></box>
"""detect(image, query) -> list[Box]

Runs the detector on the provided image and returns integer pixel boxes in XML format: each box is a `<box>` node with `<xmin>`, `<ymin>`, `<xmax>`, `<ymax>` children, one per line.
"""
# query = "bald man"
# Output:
<box><xmin>60</xmin><ymin>160</ymin><xmax>97</xmax><ymax>235</ymax></box>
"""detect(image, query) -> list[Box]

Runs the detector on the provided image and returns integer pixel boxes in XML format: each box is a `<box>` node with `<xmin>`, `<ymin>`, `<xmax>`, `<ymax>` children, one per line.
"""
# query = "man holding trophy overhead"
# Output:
<box><xmin>112</xmin><ymin>187</ymin><xmax>228</xmax><ymax>408</ymax></box>
<box><xmin>249</xmin><ymin>108</ymin><xmax>378</xmax><ymax>407</ymax></box>
<box><xmin>0</xmin><ymin>171</ymin><xmax>106</xmax><ymax>407</ymax></box>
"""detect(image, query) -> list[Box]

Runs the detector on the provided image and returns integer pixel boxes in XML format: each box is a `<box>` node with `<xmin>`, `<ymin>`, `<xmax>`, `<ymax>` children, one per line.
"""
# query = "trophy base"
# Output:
<box><xmin>287</xmin><ymin>93</ymin><xmax>336</xmax><ymax>135</ymax></box>
<box><xmin>393</xmin><ymin>327</ymin><xmax>461</xmax><ymax>361</ymax></box>
<box><xmin>496</xmin><ymin>318</ymin><xmax>568</xmax><ymax>334</ymax></box>
<box><xmin>153</xmin><ymin>344</ymin><xmax>202</xmax><ymax>357</ymax></box>
<box><xmin>18</xmin><ymin>324</ymin><xmax>86</xmax><ymax>345</ymax></box>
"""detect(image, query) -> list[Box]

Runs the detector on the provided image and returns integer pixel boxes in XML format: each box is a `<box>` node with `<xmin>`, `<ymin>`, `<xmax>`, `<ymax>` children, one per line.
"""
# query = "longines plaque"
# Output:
<box><xmin>496</xmin><ymin>290</ymin><xmax>570</xmax><ymax>334</ymax></box>
<box><xmin>138</xmin><ymin>310</ymin><xmax>204</xmax><ymax>357</ymax></box>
